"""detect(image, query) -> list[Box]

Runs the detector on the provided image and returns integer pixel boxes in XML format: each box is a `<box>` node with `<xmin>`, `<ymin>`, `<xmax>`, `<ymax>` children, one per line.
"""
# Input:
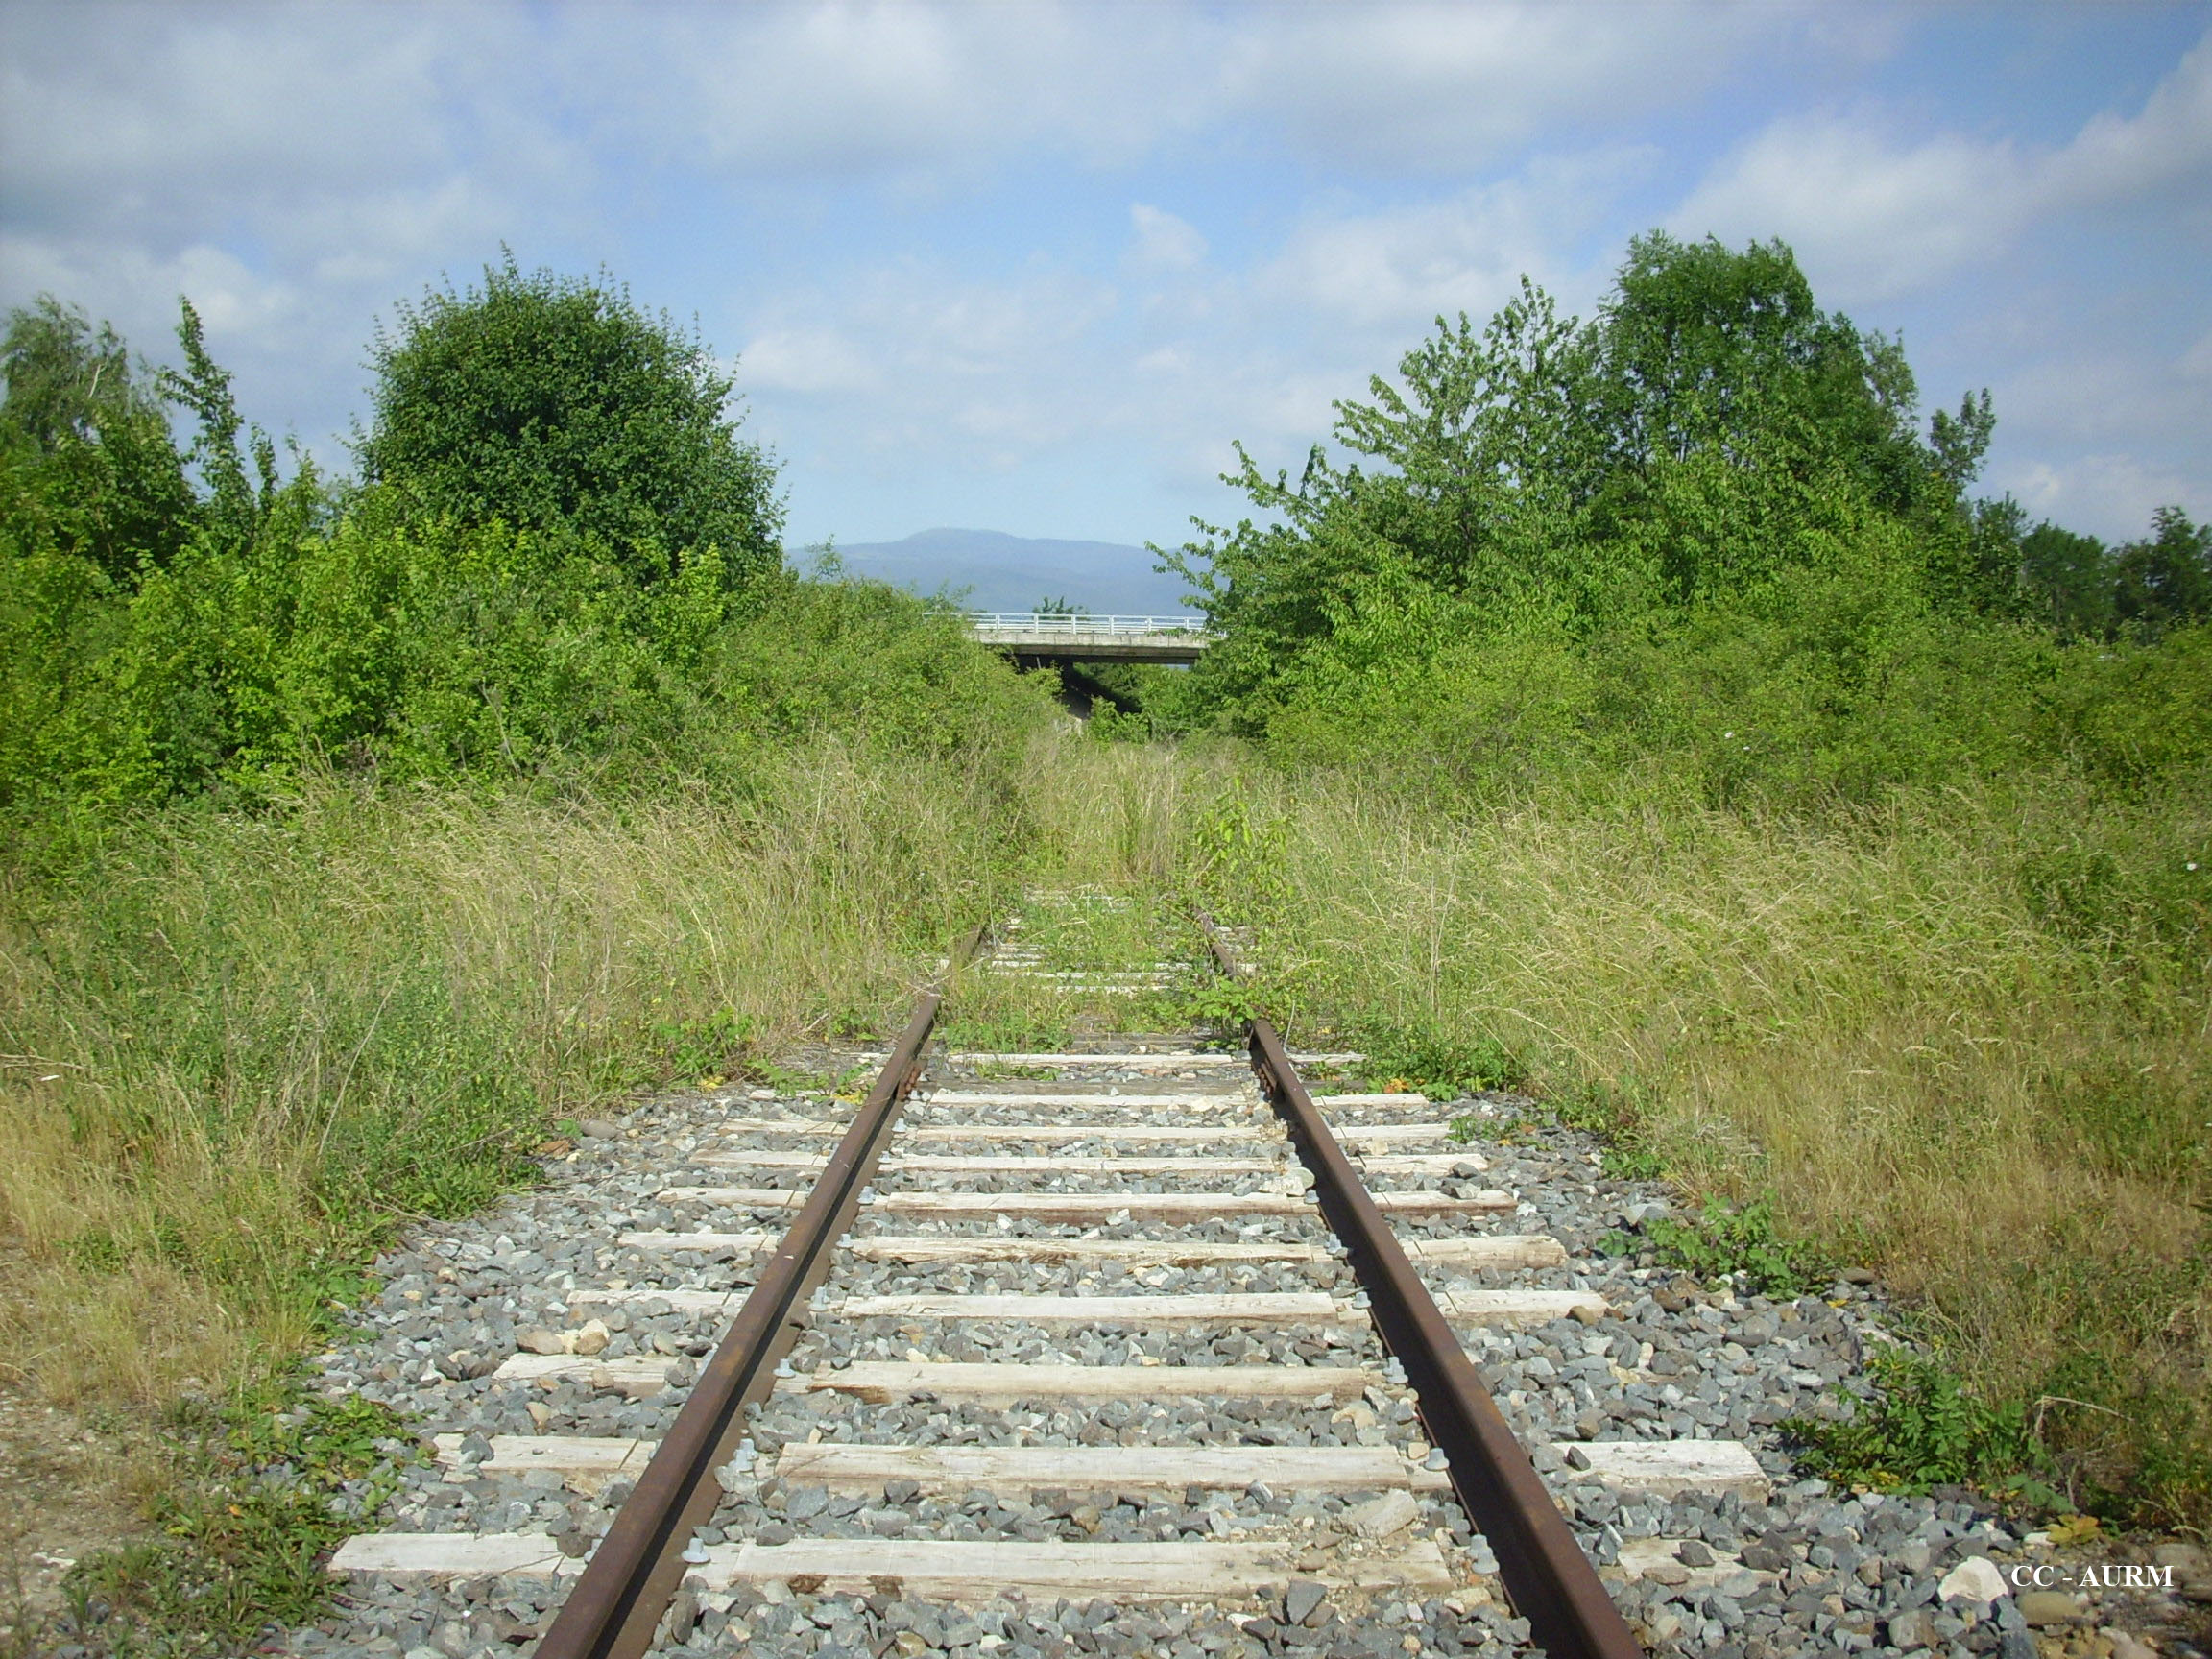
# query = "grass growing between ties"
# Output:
<box><xmin>940</xmin><ymin>876</ymin><xmax>1220</xmax><ymax>1052</ymax></box>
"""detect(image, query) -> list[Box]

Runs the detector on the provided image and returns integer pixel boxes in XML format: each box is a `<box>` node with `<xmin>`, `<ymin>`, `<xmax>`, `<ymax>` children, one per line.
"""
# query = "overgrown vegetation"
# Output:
<box><xmin>1786</xmin><ymin>1347</ymin><xmax>2040</xmax><ymax>1500</ymax></box>
<box><xmin>0</xmin><ymin>263</ymin><xmax>1062</xmax><ymax>1646</ymax></box>
<box><xmin>1137</xmin><ymin>752</ymin><xmax>2207</xmax><ymax>1525</ymax></box>
<box><xmin>2</xmin><ymin>263</ymin><xmax>1042</xmax><ymax>809</ymax></box>
<box><xmin>24</xmin><ymin>1387</ymin><xmax>417</xmax><ymax>1657</ymax></box>
<box><xmin>1613</xmin><ymin>1196</ymin><xmax>1834</xmax><ymax>1300</ymax></box>
<box><xmin>1108</xmin><ymin>233</ymin><xmax>2210</xmax><ymax>1527</ymax></box>
<box><xmin>3</xmin><ymin>226</ymin><xmax>2207</xmax><ymax>1648</ymax></box>
<box><xmin>1148</xmin><ymin>232</ymin><xmax>2210</xmax><ymax>802</ymax></box>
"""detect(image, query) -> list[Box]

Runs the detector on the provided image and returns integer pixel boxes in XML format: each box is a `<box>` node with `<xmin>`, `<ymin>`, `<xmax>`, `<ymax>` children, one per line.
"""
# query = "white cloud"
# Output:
<box><xmin>1215</xmin><ymin>5</ymin><xmax>1775</xmax><ymax>169</ymax></box>
<box><xmin>1259</xmin><ymin>150</ymin><xmax>1645</xmax><ymax>330</ymax></box>
<box><xmin>0</xmin><ymin>233</ymin><xmax>310</xmax><ymax>363</ymax></box>
<box><xmin>571</xmin><ymin>3</ymin><xmax>1205</xmax><ymax>185</ymax></box>
<box><xmin>2051</xmin><ymin>32</ymin><xmax>2212</xmax><ymax>206</ymax></box>
<box><xmin>1128</xmin><ymin>205</ymin><xmax>1207</xmax><ymax>272</ymax></box>
<box><xmin>550</xmin><ymin>2</ymin><xmax>1771</xmax><ymax>186</ymax></box>
<box><xmin>0</xmin><ymin>1</ymin><xmax>574</xmax><ymax>415</ymax></box>
<box><xmin>1671</xmin><ymin>30</ymin><xmax>2212</xmax><ymax>301</ymax></box>
<box><xmin>1672</xmin><ymin>116</ymin><xmax>2033</xmax><ymax>300</ymax></box>
<box><xmin>0</xmin><ymin>6</ymin><xmax>520</xmax><ymax>242</ymax></box>
<box><xmin>738</xmin><ymin>327</ymin><xmax>880</xmax><ymax>397</ymax></box>
<box><xmin>736</xmin><ymin>259</ymin><xmax>1127</xmax><ymax>474</ymax></box>
<box><xmin>2003</xmin><ymin>453</ymin><xmax>2208</xmax><ymax>540</ymax></box>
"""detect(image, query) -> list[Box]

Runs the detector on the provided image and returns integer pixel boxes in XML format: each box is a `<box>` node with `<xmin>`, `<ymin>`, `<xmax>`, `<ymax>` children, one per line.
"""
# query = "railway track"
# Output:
<box><xmin>300</xmin><ymin>901</ymin><xmax>2030</xmax><ymax>1659</ymax></box>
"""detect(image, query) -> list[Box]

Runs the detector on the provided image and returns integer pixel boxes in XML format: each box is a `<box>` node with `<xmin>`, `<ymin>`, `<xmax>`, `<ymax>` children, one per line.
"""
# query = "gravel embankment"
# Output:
<box><xmin>286</xmin><ymin>1058</ymin><xmax>2144</xmax><ymax>1659</ymax></box>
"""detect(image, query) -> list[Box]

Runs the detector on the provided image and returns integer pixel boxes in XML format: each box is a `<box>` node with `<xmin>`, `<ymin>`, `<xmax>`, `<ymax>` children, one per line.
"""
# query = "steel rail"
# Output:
<box><xmin>538</xmin><ymin>928</ymin><xmax>984</xmax><ymax>1659</ymax></box>
<box><xmin>1204</xmin><ymin>926</ymin><xmax>1644</xmax><ymax>1659</ymax></box>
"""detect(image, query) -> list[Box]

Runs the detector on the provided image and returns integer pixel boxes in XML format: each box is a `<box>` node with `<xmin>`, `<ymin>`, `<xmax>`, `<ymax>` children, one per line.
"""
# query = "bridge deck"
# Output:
<box><xmin>966</xmin><ymin>613</ymin><xmax>1212</xmax><ymax>663</ymax></box>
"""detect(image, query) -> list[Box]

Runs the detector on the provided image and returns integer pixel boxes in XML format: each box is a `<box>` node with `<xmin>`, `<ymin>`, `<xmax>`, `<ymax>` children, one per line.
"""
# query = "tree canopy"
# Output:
<box><xmin>1166</xmin><ymin>235</ymin><xmax>2028</xmax><ymax>712</ymax></box>
<box><xmin>0</xmin><ymin>295</ymin><xmax>195</xmax><ymax>583</ymax></box>
<box><xmin>355</xmin><ymin>258</ymin><xmax>783</xmax><ymax>591</ymax></box>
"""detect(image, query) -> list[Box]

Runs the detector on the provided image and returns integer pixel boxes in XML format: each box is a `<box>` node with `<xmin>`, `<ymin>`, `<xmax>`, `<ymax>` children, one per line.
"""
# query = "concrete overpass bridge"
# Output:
<box><xmin>964</xmin><ymin>613</ymin><xmax>1213</xmax><ymax>665</ymax></box>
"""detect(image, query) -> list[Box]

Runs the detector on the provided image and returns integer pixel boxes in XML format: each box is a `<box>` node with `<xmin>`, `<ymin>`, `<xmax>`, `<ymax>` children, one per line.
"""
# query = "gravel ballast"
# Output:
<box><xmin>283</xmin><ymin>1049</ymin><xmax>2171</xmax><ymax>1659</ymax></box>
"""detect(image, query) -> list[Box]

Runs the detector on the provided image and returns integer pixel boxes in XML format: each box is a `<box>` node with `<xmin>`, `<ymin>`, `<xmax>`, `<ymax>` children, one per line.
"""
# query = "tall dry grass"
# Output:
<box><xmin>1018</xmin><ymin>740</ymin><xmax>2209</xmax><ymax>1518</ymax></box>
<box><xmin>1237</xmin><ymin>768</ymin><xmax>2207</xmax><ymax>1517</ymax></box>
<box><xmin>0</xmin><ymin>742</ymin><xmax>1018</xmax><ymax>1407</ymax></box>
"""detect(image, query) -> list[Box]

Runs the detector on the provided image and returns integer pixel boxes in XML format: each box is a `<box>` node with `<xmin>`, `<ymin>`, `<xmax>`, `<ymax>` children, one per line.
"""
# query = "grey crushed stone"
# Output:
<box><xmin>280</xmin><ymin>1050</ymin><xmax>2082</xmax><ymax>1659</ymax></box>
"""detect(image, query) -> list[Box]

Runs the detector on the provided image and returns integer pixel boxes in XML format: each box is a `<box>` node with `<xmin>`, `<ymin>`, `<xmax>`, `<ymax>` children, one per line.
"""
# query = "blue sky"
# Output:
<box><xmin>3</xmin><ymin>1</ymin><xmax>2207</xmax><ymax>553</ymax></box>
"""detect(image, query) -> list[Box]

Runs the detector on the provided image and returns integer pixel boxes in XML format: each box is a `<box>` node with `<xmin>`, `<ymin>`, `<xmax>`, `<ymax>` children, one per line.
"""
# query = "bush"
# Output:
<box><xmin>0</xmin><ymin>284</ymin><xmax>1050</xmax><ymax>812</ymax></box>
<box><xmin>1786</xmin><ymin>1346</ymin><xmax>2037</xmax><ymax>1495</ymax></box>
<box><xmin>356</xmin><ymin>257</ymin><xmax>781</xmax><ymax>592</ymax></box>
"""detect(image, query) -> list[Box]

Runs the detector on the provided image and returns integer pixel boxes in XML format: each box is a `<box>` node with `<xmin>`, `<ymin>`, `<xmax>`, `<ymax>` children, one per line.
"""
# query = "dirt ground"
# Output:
<box><xmin>0</xmin><ymin>1378</ymin><xmax>145</xmax><ymax>1653</ymax></box>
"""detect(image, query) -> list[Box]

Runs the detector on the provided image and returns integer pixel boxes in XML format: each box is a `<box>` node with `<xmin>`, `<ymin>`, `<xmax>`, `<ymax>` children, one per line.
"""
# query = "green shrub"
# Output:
<box><xmin>1786</xmin><ymin>1346</ymin><xmax>2037</xmax><ymax>1495</ymax></box>
<box><xmin>356</xmin><ymin>256</ymin><xmax>781</xmax><ymax>593</ymax></box>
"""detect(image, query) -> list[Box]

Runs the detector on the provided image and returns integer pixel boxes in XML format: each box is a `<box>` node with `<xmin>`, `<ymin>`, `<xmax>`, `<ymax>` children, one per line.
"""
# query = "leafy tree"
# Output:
<box><xmin>1163</xmin><ymin>232</ymin><xmax>2021</xmax><ymax>734</ymax></box>
<box><xmin>354</xmin><ymin>257</ymin><xmax>781</xmax><ymax>592</ymax></box>
<box><xmin>2020</xmin><ymin>519</ymin><xmax>2111</xmax><ymax>638</ymax></box>
<box><xmin>160</xmin><ymin>297</ymin><xmax>285</xmax><ymax>556</ymax></box>
<box><xmin>1329</xmin><ymin>277</ymin><xmax>1605</xmax><ymax>598</ymax></box>
<box><xmin>1943</xmin><ymin>493</ymin><xmax>2033</xmax><ymax>622</ymax></box>
<box><xmin>1591</xmin><ymin>235</ymin><xmax>2003</xmax><ymax>613</ymax></box>
<box><xmin>2113</xmin><ymin>506</ymin><xmax>2212</xmax><ymax>639</ymax></box>
<box><xmin>2</xmin><ymin>277</ymin><xmax>1047</xmax><ymax>811</ymax></box>
<box><xmin>0</xmin><ymin>294</ymin><xmax>195</xmax><ymax>583</ymax></box>
<box><xmin>1592</xmin><ymin>234</ymin><xmax>1938</xmax><ymax>515</ymax></box>
<box><xmin>1161</xmin><ymin>278</ymin><xmax>1612</xmax><ymax>725</ymax></box>
<box><xmin>2</xmin><ymin>295</ymin><xmax>135</xmax><ymax>447</ymax></box>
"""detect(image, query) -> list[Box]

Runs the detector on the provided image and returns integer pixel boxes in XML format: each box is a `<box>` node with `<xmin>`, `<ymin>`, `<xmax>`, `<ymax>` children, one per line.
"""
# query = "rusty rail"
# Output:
<box><xmin>537</xmin><ymin>929</ymin><xmax>982</xmax><ymax>1659</ymax></box>
<box><xmin>1204</xmin><ymin>925</ymin><xmax>1643</xmax><ymax>1659</ymax></box>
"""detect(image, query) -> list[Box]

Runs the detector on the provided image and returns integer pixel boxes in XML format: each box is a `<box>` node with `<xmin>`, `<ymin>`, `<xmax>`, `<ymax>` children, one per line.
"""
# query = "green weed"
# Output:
<box><xmin>1600</xmin><ymin>1145</ymin><xmax>1667</xmax><ymax>1180</ymax></box>
<box><xmin>939</xmin><ymin>1015</ymin><xmax>1073</xmax><ymax>1055</ymax></box>
<box><xmin>1161</xmin><ymin>971</ymin><xmax>1258</xmax><ymax>1033</ymax></box>
<box><xmin>50</xmin><ymin>1382</ymin><xmax>414</xmax><ymax>1657</ymax></box>
<box><xmin>1353</xmin><ymin>1026</ymin><xmax>1525</xmax><ymax>1100</ymax></box>
<box><xmin>0</xmin><ymin>746</ymin><xmax>1023</xmax><ymax>1410</ymax></box>
<box><xmin>1183</xmin><ymin>781</ymin><xmax>1289</xmax><ymax>923</ymax></box>
<box><xmin>1638</xmin><ymin>1197</ymin><xmax>1834</xmax><ymax>1299</ymax></box>
<box><xmin>1542</xmin><ymin>1077</ymin><xmax>1667</xmax><ymax>1176</ymax></box>
<box><xmin>1786</xmin><ymin>1346</ymin><xmax>2038</xmax><ymax>1497</ymax></box>
<box><xmin>642</xmin><ymin>1008</ymin><xmax>759</xmax><ymax>1083</ymax></box>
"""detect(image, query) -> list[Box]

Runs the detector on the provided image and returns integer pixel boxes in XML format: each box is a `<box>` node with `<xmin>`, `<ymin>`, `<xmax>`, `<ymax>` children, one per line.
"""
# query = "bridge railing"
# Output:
<box><xmin>964</xmin><ymin>613</ymin><xmax>1211</xmax><ymax>637</ymax></box>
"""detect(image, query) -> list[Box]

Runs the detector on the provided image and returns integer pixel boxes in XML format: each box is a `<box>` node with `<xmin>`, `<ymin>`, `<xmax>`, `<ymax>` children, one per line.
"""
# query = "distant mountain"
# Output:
<box><xmin>813</xmin><ymin>527</ymin><xmax>1204</xmax><ymax>616</ymax></box>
